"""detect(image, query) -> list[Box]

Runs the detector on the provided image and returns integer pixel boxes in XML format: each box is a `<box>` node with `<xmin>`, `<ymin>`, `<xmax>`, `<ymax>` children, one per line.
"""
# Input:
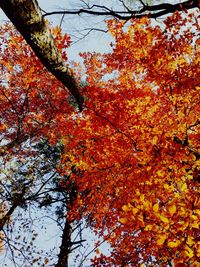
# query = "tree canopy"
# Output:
<box><xmin>0</xmin><ymin>1</ymin><xmax>199</xmax><ymax>266</ymax></box>
<box><xmin>0</xmin><ymin>0</ymin><xmax>84</xmax><ymax>109</ymax></box>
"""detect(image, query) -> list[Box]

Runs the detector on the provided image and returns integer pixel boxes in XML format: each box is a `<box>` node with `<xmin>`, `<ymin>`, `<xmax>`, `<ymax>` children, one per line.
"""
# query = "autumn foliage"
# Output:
<box><xmin>0</xmin><ymin>11</ymin><xmax>200</xmax><ymax>267</ymax></box>
<box><xmin>0</xmin><ymin>23</ymin><xmax>73</xmax><ymax>152</ymax></box>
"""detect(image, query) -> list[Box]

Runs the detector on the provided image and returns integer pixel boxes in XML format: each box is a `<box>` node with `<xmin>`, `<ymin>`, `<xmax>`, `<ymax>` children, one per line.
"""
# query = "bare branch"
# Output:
<box><xmin>119</xmin><ymin>0</ymin><xmax>132</xmax><ymax>12</ymax></box>
<box><xmin>42</xmin><ymin>0</ymin><xmax>199</xmax><ymax>20</ymax></box>
<box><xmin>72</xmin><ymin>27</ymin><xmax>108</xmax><ymax>46</ymax></box>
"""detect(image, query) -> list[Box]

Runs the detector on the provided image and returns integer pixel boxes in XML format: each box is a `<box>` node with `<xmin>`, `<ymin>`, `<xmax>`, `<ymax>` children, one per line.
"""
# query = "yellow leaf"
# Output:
<box><xmin>144</xmin><ymin>200</ymin><xmax>151</xmax><ymax>210</ymax></box>
<box><xmin>178</xmin><ymin>124</ymin><xmax>186</xmax><ymax>132</ymax></box>
<box><xmin>151</xmin><ymin>136</ymin><xmax>158</xmax><ymax>145</ymax></box>
<box><xmin>160</xmin><ymin>215</ymin><xmax>169</xmax><ymax>224</ymax></box>
<box><xmin>179</xmin><ymin>207</ymin><xmax>186</xmax><ymax>216</ymax></box>
<box><xmin>153</xmin><ymin>203</ymin><xmax>159</xmax><ymax>213</ymax></box>
<box><xmin>140</xmin><ymin>194</ymin><xmax>145</xmax><ymax>202</ymax></box>
<box><xmin>132</xmin><ymin>208</ymin><xmax>139</xmax><ymax>215</ymax></box>
<box><xmin>178</xmin><ymin>111</ymin><xmax>185</xmax><ymax>119</ymax></box>
<box><xmin>184</xmin><ymin>245</ymin><xmax>194</xmax><ymax>258</ymax></box>
<box><xmin>188</xmin><ymin>153</ymin><xmax>196</xmax><ymax>161</ymax></box>
<box><xmin>181</xmin><ymin>183</ymin><xmax>187</xmax><ymax>192</ymax></box>
<box><xmin>191</xmin><ymin>221</ymin><xmax>199</xmax><ymax>229</ymax></box>
<box><xmin>164</xmin><ymin>183</ymin><xmax>169</xmax><ymax>189</ymax></box>
<box><xmin>186</xmin><ymin>237</ymin><xmax>194</xmax><ymax>246</ymax></box>
<box><xmin>191</xmin><ymin>214</ymin><xmax>198</xmax><ymax>220</ymax></box>
<box><xmin>0</xmin><ymin>232</ymin><xmax>4</xmax><ymax>255</ymax></box>
<box><xmin>122</xmin><ymin>205</ymin><xmax>129</xmax><ymax>212</ymax></box>
<box><xmin>168</xmin><ymin>240</ymin><xmax>180</xmax><ymax>248</ymax></box>
<box><xmin>178</xmin><ymin>221</ymin><xmax>188</xmax><ymax>231</ymax></box>
<box><xmin>138</xmin><ymin>214</ymin><xmax>144</xmax><ymax>222</ymax></box>
<box><xmin>156</xmin><ymin>234</ymin><xmax>167</xmax><ymax>245</ymax></box>
<box><xmin>164</xmin><ymin>223</ymin><xmax>170</xmax><ymax>230</ymax></box>
<box><xmin>127</xmin><ymin>202</ymin><xmax>133</xmax><ymax>208</ymax></box>
<box><xmin>119</xmin><ymin>218</ymin><xmax>127</xmax><ymax>224</ymax></box>
<box><xmin>194</xmin><ymin>209</ymin><xmax>200</xmax><ymax>215</ymax></box>
<box><xmin>157</xmin><ymin>170</ymin><xmax>165</xmax><ymax>177</ymax></box>
<box><xmin>168</xmin><ymin>204</ymin><xmax>176</xmax><ymax>216</ymax></box>
<box><xmin>144</xmin><ymin>224</ymin><xmax>153</xmax><ymax>231</ymax></box>
<box><xmin>196</xmin><ymin>242</ymin><xmax>200</xmax><ymax>257</ymax></box>
<box><xmin>135</xmin><ymin>189</ymin><xmax>140</xmax><ymax>196</ymax></box>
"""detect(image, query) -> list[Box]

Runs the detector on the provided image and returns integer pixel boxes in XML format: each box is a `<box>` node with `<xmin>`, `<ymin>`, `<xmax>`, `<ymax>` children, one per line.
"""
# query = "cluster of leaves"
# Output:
<box><xmin>55</xmin><ymin>13</ymin><xmax>199</xmax><ymax>266</ymax></box>
<box><xmin>0</xmin><ymin>10</ymin><xmax>199</xmax><ymax>267</ymax></box>
<box><xmin>0</xmin><ymin>22</ymin><xmax>73</xmax><ymax>154</ymax></box>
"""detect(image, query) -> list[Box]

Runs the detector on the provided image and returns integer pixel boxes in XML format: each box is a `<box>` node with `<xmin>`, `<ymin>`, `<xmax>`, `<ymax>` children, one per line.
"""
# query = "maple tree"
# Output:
<box><xmin>57</xmin><ymin>12</ymin><xmax>199</xmax><ymax>267</ymax></box>
<box><xmin>0</xmin><ymin>8</ymin><xmax>200</xmax><ymax>267</ymax></box>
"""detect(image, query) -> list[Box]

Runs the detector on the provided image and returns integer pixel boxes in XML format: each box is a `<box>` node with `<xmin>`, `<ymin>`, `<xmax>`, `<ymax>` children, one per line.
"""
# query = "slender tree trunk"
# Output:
<box><xmin>55</xmin><ymin>219</ymin><xmax>72</xmax><ymax>267</ymax></box>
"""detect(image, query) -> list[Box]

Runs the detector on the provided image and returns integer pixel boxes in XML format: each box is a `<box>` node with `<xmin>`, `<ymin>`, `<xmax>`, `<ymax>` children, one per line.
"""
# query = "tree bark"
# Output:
<box><xmin>0</xmin><ymin>0</ymin><xmax>84</xmax><ymax>110</ymax></box>
<box><xmin>55</xmin><ymin>219</ymin><xmax>72</xmax><ymax>267</ymax></box>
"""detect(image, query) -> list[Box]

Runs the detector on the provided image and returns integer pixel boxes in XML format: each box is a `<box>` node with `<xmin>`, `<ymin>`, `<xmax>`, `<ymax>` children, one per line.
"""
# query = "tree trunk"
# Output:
<box><xmin>55</xmin><ymin>219</ymin><xmax>72</xmax><ymax>267</ymax></box>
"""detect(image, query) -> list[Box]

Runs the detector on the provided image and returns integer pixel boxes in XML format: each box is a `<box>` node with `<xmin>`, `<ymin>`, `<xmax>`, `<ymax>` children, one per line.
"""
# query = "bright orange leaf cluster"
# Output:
<box><xmin>0</xmin><ymin>22</ymin><xmax>73</xmax><ymax>156</ymax></box>
<box><xmin>0</xmin><ymin>11</ymin><xmax>199</xmax><ymax>267</ymax></box>
<box><xmin>59</xmin><ymin>13</ymin><xmax>199</xmax><ymax>266</ymax></box>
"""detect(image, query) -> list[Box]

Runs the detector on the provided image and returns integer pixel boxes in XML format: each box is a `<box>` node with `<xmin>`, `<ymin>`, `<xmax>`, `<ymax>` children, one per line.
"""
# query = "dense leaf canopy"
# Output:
<box><xmin>0</xmin><ymin>9</ymin><xmax>199</xmax><ymax>267</ymax></box>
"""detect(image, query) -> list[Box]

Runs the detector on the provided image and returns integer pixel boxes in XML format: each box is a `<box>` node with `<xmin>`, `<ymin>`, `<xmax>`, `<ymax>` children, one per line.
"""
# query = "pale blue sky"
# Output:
<box><xmin>0</xmin><ymin>0</ymin><xmax>183</xmax><ymax>61</ymax></box>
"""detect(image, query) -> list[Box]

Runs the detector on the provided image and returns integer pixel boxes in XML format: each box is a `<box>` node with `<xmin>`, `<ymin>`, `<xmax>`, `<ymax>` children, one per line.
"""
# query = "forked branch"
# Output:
<box><xmin>43</xmin><ymin>0</ymin><xmax>199</xmax><ymax>20</ymax></box>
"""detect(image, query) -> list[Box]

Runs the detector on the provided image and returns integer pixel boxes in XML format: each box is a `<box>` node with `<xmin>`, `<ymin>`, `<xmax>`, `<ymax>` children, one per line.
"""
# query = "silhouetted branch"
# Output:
<box><xmin>43</xmin><ymin>0</ymin><xmax>199</xmax><ymax>20</ymax></box>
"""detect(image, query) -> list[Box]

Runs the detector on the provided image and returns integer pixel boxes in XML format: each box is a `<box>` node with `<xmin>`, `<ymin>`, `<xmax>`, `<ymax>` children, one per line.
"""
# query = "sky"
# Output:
<box><xmin>0</xmin><ymin>0</ymin><xmax>113</xmax><ymax>62</ymax></box>
<box><xmin>0</xmin><ymin>0</ymin><xmax>183</xmax><ymax>61</ymax></box>
<box><xmin>39</xmin><ymin>0</ymin><xmax>114</xmax><ymax>62</ymax></box>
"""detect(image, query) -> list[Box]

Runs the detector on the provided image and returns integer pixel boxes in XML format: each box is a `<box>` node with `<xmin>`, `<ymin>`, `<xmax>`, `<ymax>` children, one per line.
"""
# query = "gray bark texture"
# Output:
<box><xmin>0</xmin><ymin>0</ymin><xmax>84</xmax><ymax>110</ymax></box>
